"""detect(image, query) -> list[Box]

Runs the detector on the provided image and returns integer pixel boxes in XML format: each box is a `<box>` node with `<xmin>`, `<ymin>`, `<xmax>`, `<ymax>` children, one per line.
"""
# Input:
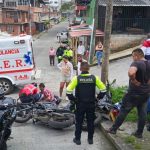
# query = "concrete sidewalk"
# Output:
<box><xmin>109</xmin><ymin>45</ymin><xmax>140</xmax><ymax>61</ymax></box>
<box><xmin>100</xmin><ymin>120</ymin><xmax>150</xmax><ymax>150</ymax></box>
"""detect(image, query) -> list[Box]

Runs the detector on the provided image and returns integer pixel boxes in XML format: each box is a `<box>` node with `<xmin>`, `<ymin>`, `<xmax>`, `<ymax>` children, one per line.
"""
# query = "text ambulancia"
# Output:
<box><xmin>0</xmin><ymin>35</ymin><xmax>36</xmax><ymax>94</ymax></box>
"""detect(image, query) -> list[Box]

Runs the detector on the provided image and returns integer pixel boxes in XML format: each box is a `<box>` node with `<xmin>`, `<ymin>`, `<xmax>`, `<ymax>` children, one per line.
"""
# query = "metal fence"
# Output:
<box><xmin>99</xmin><ymin>18</ymin><xmax>150</xmax><ymax>34</ymax></box>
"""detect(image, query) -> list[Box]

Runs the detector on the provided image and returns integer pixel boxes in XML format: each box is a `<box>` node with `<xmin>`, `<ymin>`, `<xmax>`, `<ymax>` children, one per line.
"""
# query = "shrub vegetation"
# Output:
<box><xmin>110</xmin><ymin>86</ymin><xmax>138</xmax><ymax>122</ymax></box>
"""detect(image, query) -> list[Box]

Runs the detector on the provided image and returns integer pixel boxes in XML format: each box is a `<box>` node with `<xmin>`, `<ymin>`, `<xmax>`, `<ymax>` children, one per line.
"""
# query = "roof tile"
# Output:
<box><xmin>98</xmin><ymin>0</ymin><xmax>150</xmax><ymax>6</ymax></box>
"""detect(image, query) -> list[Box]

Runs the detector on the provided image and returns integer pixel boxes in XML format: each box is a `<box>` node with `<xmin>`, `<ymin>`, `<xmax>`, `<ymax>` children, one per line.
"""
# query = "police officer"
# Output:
<box><xmin>63</xmin><ymin>46</ymin><xmax>73</xmax><ymax>61</ymax></box>
<box><xmin>67</xmin><ymin>62</ymin><xmax>106</xmax><ymax>145</ymax></box>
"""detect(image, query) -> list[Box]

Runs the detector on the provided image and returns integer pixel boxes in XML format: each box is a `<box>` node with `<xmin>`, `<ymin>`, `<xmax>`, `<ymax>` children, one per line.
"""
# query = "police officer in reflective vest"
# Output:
<box><xmin>67</xmin><ymin>62</ymin><xmax>106</xmax><ymax>145</ymax></box>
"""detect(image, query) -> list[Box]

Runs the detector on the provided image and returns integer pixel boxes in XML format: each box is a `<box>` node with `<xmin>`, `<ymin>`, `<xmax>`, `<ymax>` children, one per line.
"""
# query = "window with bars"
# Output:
<box><xmin>5</xmin><ymin>2</ymin><xmax>17</xmax><ymax>7</ymax></box>
<box><xmin>6</xmin><ymin>12</ymin><xmax>17</xmax><ymax>18</ymax></box>
<box><xmin>7</xmin><ymin>25</ymin><xmax>13</xmax><ymax>33</ymax></box>
<box><xmin>18</xmin><ymin>0</ymin><xmax>29</xmax><ymax>5</ymax></box>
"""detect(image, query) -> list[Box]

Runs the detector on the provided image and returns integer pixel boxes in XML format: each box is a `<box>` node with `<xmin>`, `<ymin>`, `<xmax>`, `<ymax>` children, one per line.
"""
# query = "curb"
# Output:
<box><xmin>99</xmin><ymin>122</ymin><xmax>133</xmax><ymax>150</ymax></box>
<box><xmin>99</xmin><ymin>123</ymin><xmax>122</xmax><ymax>150</ymax></box>
<box><xmin>90</xmin><ymin>45</ymin><xmax>140</xmax><ymax>67</ymax></box>
<box><xmin>33</xmin><ymin>31</ymin><xmax>46</xmax><ymax>41</ymax></box>
<box><xmin>109</xmin><ymin>45</ymin><xmax>140</xmax><ymax>62</ymax></box>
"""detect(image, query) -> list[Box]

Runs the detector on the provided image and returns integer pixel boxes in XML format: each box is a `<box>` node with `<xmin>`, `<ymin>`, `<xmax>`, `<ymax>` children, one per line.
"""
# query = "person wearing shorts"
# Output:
<box><xmin>57</xmin><ymin>55</ymin><xmax>73</xmax><ymax>98</ymax></box>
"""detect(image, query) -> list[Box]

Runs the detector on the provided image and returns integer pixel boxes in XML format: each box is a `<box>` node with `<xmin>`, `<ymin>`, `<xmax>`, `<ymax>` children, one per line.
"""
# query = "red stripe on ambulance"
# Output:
<box><xmin>0</xmin><ymin>68</ymin><xmax>33</xmax><ymax>74</ymax></box>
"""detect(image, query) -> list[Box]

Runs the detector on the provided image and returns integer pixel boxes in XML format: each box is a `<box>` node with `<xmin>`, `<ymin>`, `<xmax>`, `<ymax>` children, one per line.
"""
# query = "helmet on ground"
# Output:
<box><xmin>0</xmin><ymin>89</ymin><xmax>5</xmax><ymax>99</ymax></box>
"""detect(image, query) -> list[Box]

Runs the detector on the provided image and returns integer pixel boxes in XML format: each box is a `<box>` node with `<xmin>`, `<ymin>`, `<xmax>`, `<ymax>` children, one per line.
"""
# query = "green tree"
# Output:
<box><xmin>60</xmin><ymin>2</ymin><xmax>74</xmax><ymax>12</ymax></box>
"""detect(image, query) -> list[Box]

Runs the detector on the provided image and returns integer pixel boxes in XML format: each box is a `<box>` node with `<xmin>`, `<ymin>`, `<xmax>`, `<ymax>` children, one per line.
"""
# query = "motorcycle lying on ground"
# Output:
<box><xmin>15</xmin><ymin>97</ymin><xmax>75</xmax><ymax>129</ymax></box>
<box><xmin>82</xmin><ymin>79</ymin><xmax>116</xmax><ymax>130</ymax></box>
<box><xmin>0</xmin><ymin>94</ymin><xmax>17</xmax><ymax>150</ymax></box>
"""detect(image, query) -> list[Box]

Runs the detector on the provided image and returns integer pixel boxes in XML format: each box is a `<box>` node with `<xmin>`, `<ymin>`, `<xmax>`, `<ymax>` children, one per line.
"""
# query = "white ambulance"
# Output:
<box><xmin>0</xmin><ymin>34</ymin><xmax>36</xmax><ymax>94</ymax></box>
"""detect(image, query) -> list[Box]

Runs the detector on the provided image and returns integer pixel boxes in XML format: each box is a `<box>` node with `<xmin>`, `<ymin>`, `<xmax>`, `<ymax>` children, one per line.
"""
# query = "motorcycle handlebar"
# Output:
<box><xmin>0</xmin><ymin>104</ymin><xmax>17</xmax><ymax>109</ymax></box>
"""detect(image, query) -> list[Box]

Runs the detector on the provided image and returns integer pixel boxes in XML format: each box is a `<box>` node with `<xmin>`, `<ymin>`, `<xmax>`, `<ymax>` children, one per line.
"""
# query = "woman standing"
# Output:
<box><xmin>49</xmin><ymin>47</ymin><xmax>56</xmax><ymax>66</ymax></box>
<box><xmin>95</xmin><ymin>42</ymin><xmax>103</xmax><ymax>66</ymax></box>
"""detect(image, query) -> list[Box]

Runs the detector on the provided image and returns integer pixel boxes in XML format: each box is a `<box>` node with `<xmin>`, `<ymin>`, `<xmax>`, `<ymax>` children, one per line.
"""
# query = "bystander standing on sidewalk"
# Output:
<box><xmin>85</xmin><ymin>45</ymin><xmax>90</xmax><ymax>61</ymax></box>
<box><xmin>77</xmin><ymin>41</ymin><xmax>85</xmax><ymax>58</ymax></box>
<box><xmin>107</xmin><ymin>48</ymin><xmax>150</xmax><ymax>138</ymax></box>
<box><xmin>57</xmin><ymin>55</ymin><xmax>73</xmax><ymax>98</ymax></box>
<box><xmin>49</xmin><ymin>47</ymin><xmax>56</xmax><ymax>66</ymax></box>
<box><xmin>141</xmin><ymin>33</ymin><xmax>150</xmax><ymax>60</ymax></box>
<box><xmin>95</xmin><ymin>41</ymin><xmax>103</xmax><ymax>67</ymax></box>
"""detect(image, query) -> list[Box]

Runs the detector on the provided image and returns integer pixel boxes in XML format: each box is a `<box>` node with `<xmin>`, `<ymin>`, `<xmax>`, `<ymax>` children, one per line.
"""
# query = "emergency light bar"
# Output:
<box><xmin>14</xmin><ymin>41</ymin><xmax>19</xmax><ymax>44</ymax></box>
<box><xmin>14</xmin><ymin>40</ymin><xmax>25</xmax><ymax>44</ymax></box>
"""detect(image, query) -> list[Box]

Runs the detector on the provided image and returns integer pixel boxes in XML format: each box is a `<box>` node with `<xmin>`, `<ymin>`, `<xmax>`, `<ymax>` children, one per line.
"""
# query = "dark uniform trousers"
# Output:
<box><xmin>75</xmin><ymin>102</ymin><xmax>95</xmax><ymax>140</ymax></box>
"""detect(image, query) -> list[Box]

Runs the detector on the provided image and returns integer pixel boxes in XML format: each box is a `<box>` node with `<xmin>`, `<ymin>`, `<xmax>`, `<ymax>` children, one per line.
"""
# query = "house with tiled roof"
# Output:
<box><xmin>0</xmin><ymin>0</ymin><xmax>48</xmax><ymax>35</ymax></box>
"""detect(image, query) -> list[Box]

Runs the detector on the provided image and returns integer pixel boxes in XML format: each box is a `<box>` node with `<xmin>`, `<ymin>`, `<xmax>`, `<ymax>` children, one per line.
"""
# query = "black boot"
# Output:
<box><xmin>73</xmin><ymin>138</ymin><xmax>81</xmax><ymax>145</ymax></box>
<box><xmin>88</xmin><ymin>138</ymin><xmax>93</xmax><ymax>144</ymax></box>
<box><xmin>131</xmin><ymin>132</ymin><xmax>143</xmax><ymax>138</ymax></box>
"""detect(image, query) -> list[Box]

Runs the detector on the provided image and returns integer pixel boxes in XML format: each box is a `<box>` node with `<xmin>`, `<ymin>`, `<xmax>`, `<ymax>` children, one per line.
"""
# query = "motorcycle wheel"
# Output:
<box><xmin>82</xmin><ymin>112</ymin><xmax>102</xmax><ymax>131</ymax></box>
<box><xmin>48</xmin><ymin>113</ymin><xmax>75</xmax><ymax>129</ymax></box>
<box><xmin>15</xmin><ymin>105</ymin><xmax>32</xmax><ymax>123</ymax></box>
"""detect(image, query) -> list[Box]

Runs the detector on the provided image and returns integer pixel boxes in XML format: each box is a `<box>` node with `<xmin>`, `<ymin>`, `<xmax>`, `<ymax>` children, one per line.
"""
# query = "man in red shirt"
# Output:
<box><xmin>39</xmin><ymin>83</ymin><xmax>61</xmax><ymax>104</ymax></box>
<box><xmin>19</xmin><ymin>83</ymin><xmax>40</xmax><ymax>103</ymax></box>
<box><xmin>39</xmin><ymin>83</ymin><xmax>54</xmax><ymax>102</ymax></box>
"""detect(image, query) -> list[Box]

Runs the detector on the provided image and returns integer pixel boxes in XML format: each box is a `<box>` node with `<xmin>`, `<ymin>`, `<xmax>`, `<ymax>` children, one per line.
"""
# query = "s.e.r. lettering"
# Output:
<box><xmin>3</xmin><ymin>59</ymin><xmax>23</xmax><ymax>69</ymax></box>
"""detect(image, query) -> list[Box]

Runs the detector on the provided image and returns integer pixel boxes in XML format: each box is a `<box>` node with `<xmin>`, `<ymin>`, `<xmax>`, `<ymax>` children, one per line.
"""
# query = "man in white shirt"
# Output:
<box><xmin>77</xmin><ymin>41</ymin><xmax>85</xmax><ymax>57</ymax></box>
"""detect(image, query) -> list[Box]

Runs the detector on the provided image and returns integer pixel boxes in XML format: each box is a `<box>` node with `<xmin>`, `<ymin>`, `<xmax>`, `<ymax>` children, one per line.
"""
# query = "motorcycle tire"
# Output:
<box><xmin>82</xmin><ymin>112</ymin><xmax>102</xmax><ymax>131</ymax></box>
<box><xmin>48</xmin><ymin>113</ymin><xmax>74</xmax><ymax>129</ymax></box>
<box><xmin>15</xmin><ymin>106</ymin><xmax>32</xmax><ymax>123</ymax></box>
<box><xmin>0</xmin><ymin>141</ymin><xmax>7</xmax><ymax>150</ymax></box>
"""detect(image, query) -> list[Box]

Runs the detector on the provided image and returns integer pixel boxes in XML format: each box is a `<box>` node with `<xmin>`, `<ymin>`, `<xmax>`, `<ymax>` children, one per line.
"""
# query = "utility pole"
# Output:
<box><xmin>49</xmin><ymin>6</ymin><xmax>50</xmax><ymax>21</ymax></box>
<box><xmin>101</xmin><ymin>0</ymin><xmax>113</xmax><ymax>84</ymax></box>
<box><xmin>88</xmin><ymin>0</ymin><xmax>98</xmax><ymax>64</ymax></box>
<box><xmin>28</xmin><ymin>0</ymin><xmax>32</xmax><ymax>35</ymax></box>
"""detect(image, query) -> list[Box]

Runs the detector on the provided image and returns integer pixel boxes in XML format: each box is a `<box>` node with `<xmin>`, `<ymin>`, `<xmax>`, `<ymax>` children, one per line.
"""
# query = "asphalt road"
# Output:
<box><xmin>7</xmin><ymin>21</ymin><xmax>118</xmax><ymax>150</ymax></box>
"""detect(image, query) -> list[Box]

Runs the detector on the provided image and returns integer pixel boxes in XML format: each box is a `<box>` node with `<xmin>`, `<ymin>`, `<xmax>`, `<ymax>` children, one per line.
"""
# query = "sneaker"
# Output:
<box><xmin>73</xmin><ymin>138</ymin><xmax>81</xmax><ymax>145</ymax></box>
<box><xmin>131</xmin><ymin>132</ymin><xmax>143</xmax><ymax>138</ymax></box>
<box><xmin>88</xmin><ymin>139</ymin><xmax>93</xmax><ymax>144</ymax></box>
<box><xmin>106</xmin><ymin>128</ymin><xmax>117</xmax><ymax>134</ymax></box>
